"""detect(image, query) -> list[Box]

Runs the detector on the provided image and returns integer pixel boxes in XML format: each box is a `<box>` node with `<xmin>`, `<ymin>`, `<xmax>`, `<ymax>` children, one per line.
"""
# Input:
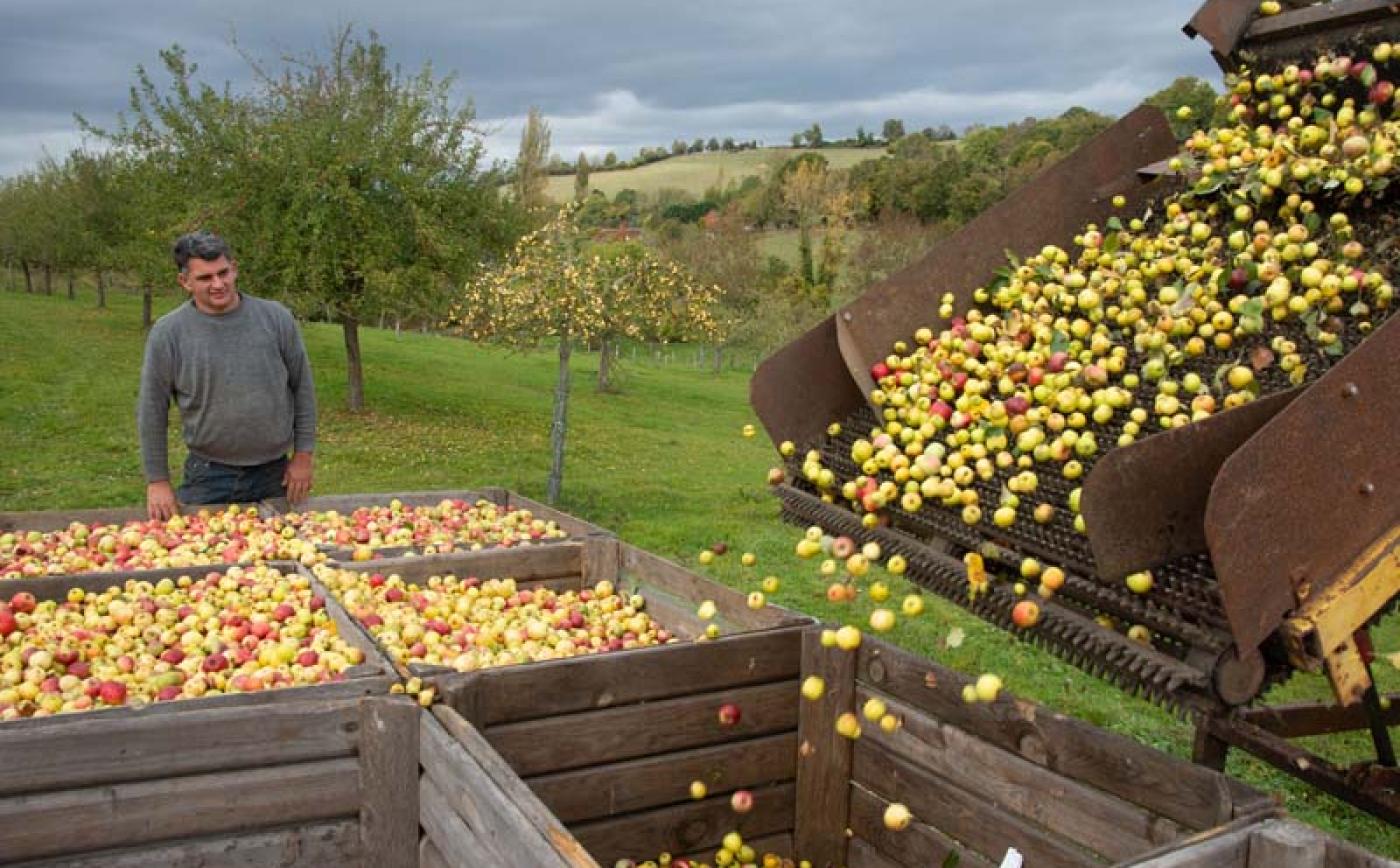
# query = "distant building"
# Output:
<box><xmin>592</xmin><ymin>226</ymin><xmax>642</xmax><ymax>243</ymax></box>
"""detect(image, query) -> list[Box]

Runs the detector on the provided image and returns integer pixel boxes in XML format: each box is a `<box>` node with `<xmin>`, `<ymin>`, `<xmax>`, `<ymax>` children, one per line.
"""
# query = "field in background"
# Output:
<box><xmin>1</xmin><ymin>287</ymin><xmax>1396</xmax><ymax>856</ymax></box>
<box><xmin>545</xmin><ymin>147</ymin><xmax>884</xmax><ymax>202</ymax></box>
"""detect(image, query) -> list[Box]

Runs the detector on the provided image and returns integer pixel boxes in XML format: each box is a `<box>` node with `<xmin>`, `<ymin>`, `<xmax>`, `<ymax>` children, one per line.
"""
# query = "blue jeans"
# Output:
<box><xmin>178</xmin><ymin>454</ymin><xmax>288</xmax><ymax>505</ymax></box>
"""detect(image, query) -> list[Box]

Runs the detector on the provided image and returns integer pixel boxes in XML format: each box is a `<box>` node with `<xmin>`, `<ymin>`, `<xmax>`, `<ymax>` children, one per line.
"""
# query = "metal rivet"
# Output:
<box><xmin>1341</xmin><ymin>382</ymin><xmax>1359</xmax><ymax>398</ymax></box>
<box><xmin>842</xmin><ymin>311</ymin><xmax>853</xmax><ymax>322</ymax></box>
<box><xmin>1359</xmin><ymin>481</ymin><xmax>1375</xmax><ymax>496</ymax></box>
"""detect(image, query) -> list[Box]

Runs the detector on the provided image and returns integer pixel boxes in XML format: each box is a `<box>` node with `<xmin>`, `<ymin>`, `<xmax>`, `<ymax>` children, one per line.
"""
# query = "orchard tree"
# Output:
<box><xmin>515</xmin><ymin>107</ymin><xmax>552</xmax><ymax>213</ymax></box>
<box><xmin>573</xmin><ymin>153</ymin><xmax>591</xmax><ymax>202</ymax></box>
<box><xmin>447</xmin><ymin>207</ymin><xmax>719</xmax><ymax>504</ymax></box>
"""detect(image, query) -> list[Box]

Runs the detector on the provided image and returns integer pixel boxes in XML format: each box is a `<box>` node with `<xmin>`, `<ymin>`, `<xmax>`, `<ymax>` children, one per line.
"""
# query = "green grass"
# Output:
<box><xmin>545</xmin><ymin>147</ymin><xmax>885</xmax><ymax>202</ymax></box>
<box><xmin>1</xmin><ymin>286</ymin><xmax>1397</xmax><ymax>857</ymax></box>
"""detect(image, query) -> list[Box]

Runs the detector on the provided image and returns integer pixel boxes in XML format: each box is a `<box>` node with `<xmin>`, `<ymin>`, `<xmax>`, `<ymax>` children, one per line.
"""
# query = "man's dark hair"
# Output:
<box><xmin>173</xmin><ymin>231</ymin><xmax>233</xmax><ymax>273</ymax></box>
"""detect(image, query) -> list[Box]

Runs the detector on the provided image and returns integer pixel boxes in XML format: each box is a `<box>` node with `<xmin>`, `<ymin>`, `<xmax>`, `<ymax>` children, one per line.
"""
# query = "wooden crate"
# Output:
<box><xmin>418</xmin><ymin>624</ymin><xmax>1314</xmax><ymax>868</ymax></box>
<box><xmin>323</xmin><ymin>534</ymin><xmax>810</xmax><ymax>680</ymax></box>
<box><xmin>0</xmin><ymin>690</ymin><xmax>422</xmax><ymax>866</ymax></box>
<box><xmin>265</xmin><ymin>487</ymin><xmax>593</xmax><ymax>561</ymax></box>
<box><xmin>0</xmin><ymin>563</ymin><xmax>397</xmax><ymax>726</ymax></box>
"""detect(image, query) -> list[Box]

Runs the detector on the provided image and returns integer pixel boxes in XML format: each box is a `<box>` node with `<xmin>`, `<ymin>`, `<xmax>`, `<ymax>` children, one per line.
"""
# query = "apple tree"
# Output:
<box><xmin>446</xmin><ymin>208</ymin><xmax>720</xmax><ymax>504</ymax></box>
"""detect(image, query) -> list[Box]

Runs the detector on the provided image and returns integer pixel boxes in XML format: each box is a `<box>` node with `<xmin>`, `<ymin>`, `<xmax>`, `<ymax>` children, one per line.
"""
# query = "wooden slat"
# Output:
<box><xmin>527</xmin><ymin>731</ymin><xmax>797</xmax><ymax>823</ymax></box>
<box><xmin>858</xmin><ymin>686</ymin><xmax>1176</xmax><ymax>860</ymax></box>
<box><xmin>333</xmin><ymin>542</ymin><xmax>583</xmax><ymax>584</ymax></box>
<box><xmin>847</xmin><ymin>783</ymin><xmax>994</xmax><ymax>868</ymax></box>
<box><xmin>1127</xmin><ymin>813</ymin><xmax>1275</xmax><ymax>868</ymax></box>
<box><xmin>419</xmin><ymin>835</ymin><xmax>450</xmax><ymax>868</ymax></box>
<box><xmin>9</xmin><ymin>819</ymin><xmax>362</xmax><ymax>868</ymax></box>
<box><xmin>794</xmin><ymin>627</ymin><xmax>856</xmax><ymax>867</ymax></box>
<box><xmin>1241</xmin><ymin>694</ymin><xmax>1400</xmax><ymax>738</ymax></box>
<box><xmin>0</xmin><ymin>671</ymin><xmax>397</xmax><ymax>735</ymax></box>
<box><xmin>853</xmin><ymin>740</ymin><xmax>1100</xmax><ymax>868</ymax></box>
<box><xmin>1247</xmin><ymin>820</ymin><xmax>1328</xmax><ymax>868</ymax></box>
<box><xmin>856</xmin><ymin>640</ymin><xmax>1235</xmax><ymax>830</ymax></box>
<box><xmin>621</xmin><ymin>543</ymin><xmax>804</xmax><ymax>630</ymax></box>
<box><xmin>847</xmin><ymin>836</ymin><xmax>907</xmax><ymax>868</ymax></box>
<box><xmin>445</xmin><ymin>626</ymin><xmax>803</xmax><ymax>726</ymax></box>
<box><xmin>418</xmin><ymin>774</ymin><xmax>501</xmax><ymax>868</ymax></box>
<box><xmin>430</xmin><ymin>706</ymin><xmax>598</xmax><ymax>867</ymax></box>
<box><xmin>359</xmin><ymin>697</ymin><xmax>420</xmax><ymax>868</ymax></box>
<box><xmin>570</xmin><ymin>780</ymin><xmax>795</xmax><ymax>865</ymax></box>
<box><xmin>581</xmin><ymin>535</ymin><xmax>621</xmax><ymax>584</ymax></box>
<box><xmin>0</xmin><ymin>757</ymin><xmax>360</xmax><ymax>862</ymax></box>
<box><xmin>486</xmin><ymin>679</ymin><xmax>799</xmax><ymax>777</ymax></box>
<box><xmin>420</xmin><ymin>712</ymin><xmax>590</xmax><ymax>867</ymax></box>
<box><xmin>0</xmin><ymin>698</ymin><xmax>358</xmax><ymax>796</ymax></box>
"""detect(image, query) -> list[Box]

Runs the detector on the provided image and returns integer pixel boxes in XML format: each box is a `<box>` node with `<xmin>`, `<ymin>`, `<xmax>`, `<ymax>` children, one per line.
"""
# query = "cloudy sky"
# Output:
<box><xmin>0</xmin><ymin>0</ymin><xmax>1220</xmax><ymax>177</ymax></box>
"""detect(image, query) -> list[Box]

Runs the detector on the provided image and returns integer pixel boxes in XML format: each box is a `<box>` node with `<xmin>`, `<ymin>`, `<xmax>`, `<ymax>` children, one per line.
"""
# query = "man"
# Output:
<box><xmin>138</xmin><ymin>231</ymin><xmax>317</xmax><ymax>519</ymax></box>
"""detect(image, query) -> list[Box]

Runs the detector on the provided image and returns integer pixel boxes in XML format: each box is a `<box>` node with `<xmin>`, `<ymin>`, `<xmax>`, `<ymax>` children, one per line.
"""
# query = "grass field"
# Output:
<box><xmin>545</xmin><ymin>146</ymin><xmax>885</xmax><ymax>202</ymax></box>
<box><xmin>2</xmin><ymin>286</ymin><xmax>1397</xmax><ymax>856</ymax></box>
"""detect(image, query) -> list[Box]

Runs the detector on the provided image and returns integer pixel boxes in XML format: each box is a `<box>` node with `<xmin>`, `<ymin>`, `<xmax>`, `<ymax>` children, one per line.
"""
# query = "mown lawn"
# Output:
<box><xmin>1</xmin><ymin>286</ymin><xmax>1396</xmax><ymax>856</ymax></box>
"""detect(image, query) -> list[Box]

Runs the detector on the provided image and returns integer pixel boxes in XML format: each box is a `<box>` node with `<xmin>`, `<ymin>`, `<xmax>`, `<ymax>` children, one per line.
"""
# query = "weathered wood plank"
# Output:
<box><xmin>419</xmin><ymin>835</ymin><xmax>450</xmax><ymax>868</ymax></box>
<box><xmin>581</xmin><ymin>535</ymin><xmax>621</xmax><ymax>585</ymax></box>
<box><xmin>847</xmin><ymin>836</ymin><xmax>906</xmax><ymax>868</ymax></box>
<box><xmin>1247</xmin><ymin>820</ymin><xmax>1328</xmax><ymax>868</ymax></box>
<box><xmin>420</xmin><ymin>711</ymin><xmax>585</xmax><ymax>867</ymax></box>
<box><xmin>1241</xmin><ymin>694</ymin><xmax>1400</xmax><ymax>738</ymax></box>
<box><xmin>9</xmin><ymin>819</ymin><xmax>362</xmax><ymax>868</ymax></box>
<box><xmin>359</xmin><ymin>696</ymin><xmax>419</xmax><ymax>868</ymax></box>
<box><xmin>526</xmin><ymin>731</ymin><xmax>797</xmax><ymax>823</ymax></box>
<box><xmin>1245</xmin><ymin>0</ymin><xmax>1397</xmax><ymax>40</ymax></box>
<box><xmin>856</xmin><ymin>640</ymin><xmax>1236</xmax><ymax>829</ymax></box>
<box><xmin>0</xmin><ymin>698</ymin><xmax>358</xmax><ymax>796</ymax></box>
<box><xmin>853</xmin><ymin>740</ymin><xmax>1101</xmax><ymax>868</ymax></box>
<box><xmin>0</xmin><ymin>757</ymin><xmax>360</xmax><ymax>862</ymax></box>
<box><xmin>418</xmin><ymin>773</ymin><xmax>502</xmax><ymax>868</ymax></box>
<box><xmin>857</xmin><ymin>686</ymin><xmax>1176</xmax><ymax>860</ymax></box>
<box><xmin>794</xmin><ymin>627</ymin><xmax>856</xmax><ymax>867</ymax></box>
<box><xmin>620</xmin><ymin>543</ymin><xmax>804</xmax><ymax>629</ymax></box>
<box><xmin>331</xmin><ymin>542</ymin><xmax>583</xmax><ymax>584</ymax></box>
<box><xmin>444</xmin><ymin>626</ymin><xmax>804</xmax><ymax>726</ymax></box>
<box><xmin>570</xmin><ymin>781</ymin><xmax>795</xmax><ymax>865</ymax></box>
<box><xmin>486</xmin><ymin>679</ymin><xmax>799</xmax><ymax>777</ymax></box>
<box><xmin>847</xmin><ymin>782</ymin><xmax>994</xmax><ymax>868</ymax></box>
<box><xmin>431</xmin><ymin>706</ymin><xmax>598</xmax><ymax>867</ymax></box>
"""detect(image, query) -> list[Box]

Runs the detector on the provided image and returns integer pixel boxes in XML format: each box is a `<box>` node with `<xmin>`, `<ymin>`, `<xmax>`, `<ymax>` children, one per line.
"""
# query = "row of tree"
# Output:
<box><xmin>0</xmin><ymin>29</ymin><xmax>526</xmax><ymax>411</ymax></box>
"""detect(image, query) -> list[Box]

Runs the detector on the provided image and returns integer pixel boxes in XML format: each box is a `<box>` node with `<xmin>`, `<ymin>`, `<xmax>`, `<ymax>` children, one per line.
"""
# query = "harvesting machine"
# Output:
<box><xmin>752</xmin><ymin>0</ymin><xmax>1400</xmax><ymax>823</ymax></box>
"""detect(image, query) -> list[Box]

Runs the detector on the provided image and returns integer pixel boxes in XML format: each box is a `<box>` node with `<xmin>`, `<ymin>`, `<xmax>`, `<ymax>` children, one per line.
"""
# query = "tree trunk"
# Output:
<box><xmin>798</xmin><ymin>226</ymin><xmax>815</xmax><ymax>287</ymax></box>
<box><xmin>597</xmin><ymin>336</ymin><xmax>614</xmax><ymax>393</ymax></box>
<box><xmin>142</xmin><ymin>285</ymin><xmax>153</xmax><ymax>329</ymax></box>
<box><xmin>713</xmin><ymin>343</ymin><xmax>723</xmax><ymax>374</ymax></box>
<box><xmin>42</xmin><ymin>264</ymin><xmax>53</xmax><ymax>295</ymax></box>
<box><xmin>547</xmin><ymin>334</ymin><xmax>573</xmax><ymax>505</ymax></box>
<box><xmin>66</xmin><ymin>272</ymin><xmax>75</xmax><ymax>301</ymax></box>
<box><xmin>95</xmin><ymin>269</ymin><xmax>106</xmax><ymax>308</ymax></box>
<box><xmin>343</xmin><ymin>315</ymin><xmax>365</xmax><ymax>411</ymax></box>
<box><xmin>21</xmin><ymin>261</ymin><xmax>32</xmax><ymax>293</ymax></box>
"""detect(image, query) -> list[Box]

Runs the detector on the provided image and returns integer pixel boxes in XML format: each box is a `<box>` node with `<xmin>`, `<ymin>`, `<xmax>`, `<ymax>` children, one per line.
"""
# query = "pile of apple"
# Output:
<box><xmin>785</xmin><ymin>42</ymin><xmax>1398</xmax><ymax>542</ymax></box>
<box><xmin>316</xmin><ymin>566</ymin><xmax>672</xmax><ymax>671</ymax></box>
<box><xmin>0</xmin><ymin>506</ymin><xmax>324</xmax><ymax>580</ymax></box>
<box><xmin>0</xmin><ymin>566</ymin><xmax>366</xmax><ymax>720</ymax></box>
<box><xmin>279</xmin><ymin>498</ymin><xmax>567</xmax><ymax>556</ymax></box>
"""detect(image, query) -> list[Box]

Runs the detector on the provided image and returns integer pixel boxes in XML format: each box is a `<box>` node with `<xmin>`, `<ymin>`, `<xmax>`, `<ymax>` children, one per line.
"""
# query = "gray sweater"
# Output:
<box><xmin>138</xmin><ymin>293</ymin><xmax>317</xmax><ymax>482</ymax></box>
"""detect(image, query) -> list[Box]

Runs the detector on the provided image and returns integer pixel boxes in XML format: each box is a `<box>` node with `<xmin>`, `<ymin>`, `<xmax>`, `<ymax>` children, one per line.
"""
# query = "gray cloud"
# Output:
<box><xmin>0</xmin><ymin>0</ymin><xmax>1219</xmax><ymax>177</ymax></box>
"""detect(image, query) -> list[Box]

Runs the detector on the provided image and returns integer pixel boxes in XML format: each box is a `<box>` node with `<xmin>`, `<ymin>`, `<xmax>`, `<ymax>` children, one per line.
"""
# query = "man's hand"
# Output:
<box><xmin>284</xmin><ymin>451</ymin><xmax>314</xmax><ymax>504</ymax></box>
<box><xmin>147</xmin><ymin>481</ymin><xmax>178</xmax><ymax>521</ymax></box>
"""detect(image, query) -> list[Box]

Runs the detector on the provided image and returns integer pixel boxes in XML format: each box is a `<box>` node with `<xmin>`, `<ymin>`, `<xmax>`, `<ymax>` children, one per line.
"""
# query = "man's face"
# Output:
<box><xmin>178</xmin><ymin>256</ymin><xmax>240</xmax><ymax>315</ymax></box>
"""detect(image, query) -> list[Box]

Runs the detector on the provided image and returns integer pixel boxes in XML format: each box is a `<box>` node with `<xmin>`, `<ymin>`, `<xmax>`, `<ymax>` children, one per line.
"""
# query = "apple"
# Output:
<box><xmin>717</xmin><ymin>703</ymin><xmax>741</xmax><ymax>726</ymax></box>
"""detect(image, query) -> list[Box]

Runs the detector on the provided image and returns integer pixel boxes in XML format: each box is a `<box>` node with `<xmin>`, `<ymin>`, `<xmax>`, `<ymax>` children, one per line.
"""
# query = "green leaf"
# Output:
<box><xmin>1240</xmin><ymin>297</ymin><xmax>1265</xmax><ymax>319</ymax></box>
<box><xmin>1361</xmin><ymin>64</ymin><xmax>1378</xmax><ymax>88</ymax></box>
<box><xmin>1050</xmin><ymin>330</ymin><xmax>1070</xmax><ymax>354</ymax></box>
<box><xmin>1304</xmin><ymin>212</ymin><xmax>1322</xmax><ymax>234</ymax></box>
<box><xmin>1106</xmin><ymin>216</ymin><xmax>1123</xmax><ymax>231</ymax></box>
<box><xmin>942</xmin><ymin>852</ymin><xmax>962</xmax><ymax>868</ymax></box>
<box><xmin>1324</xmin><ymin>340</ymin><xmax>1345</xmax><ymax>357</ymax></box>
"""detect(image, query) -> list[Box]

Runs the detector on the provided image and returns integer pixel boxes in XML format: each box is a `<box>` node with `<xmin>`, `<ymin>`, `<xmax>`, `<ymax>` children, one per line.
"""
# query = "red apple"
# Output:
<box><xmin>730</xmin><ymin>789</ymin><xmax>755</xmax><ymax>814</ymax></box>
<box><xmin>717</xmin><ymin>703</ymin><xmax>741</xmax><ymax>726</ymax></box>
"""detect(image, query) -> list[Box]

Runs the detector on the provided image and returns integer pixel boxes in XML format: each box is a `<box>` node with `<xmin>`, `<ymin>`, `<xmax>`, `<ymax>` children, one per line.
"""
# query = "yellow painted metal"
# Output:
<box><xmin>1283</xmin><ymin>524</ymin><xmax>1400</xmax><ymax>706</ymax></box>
